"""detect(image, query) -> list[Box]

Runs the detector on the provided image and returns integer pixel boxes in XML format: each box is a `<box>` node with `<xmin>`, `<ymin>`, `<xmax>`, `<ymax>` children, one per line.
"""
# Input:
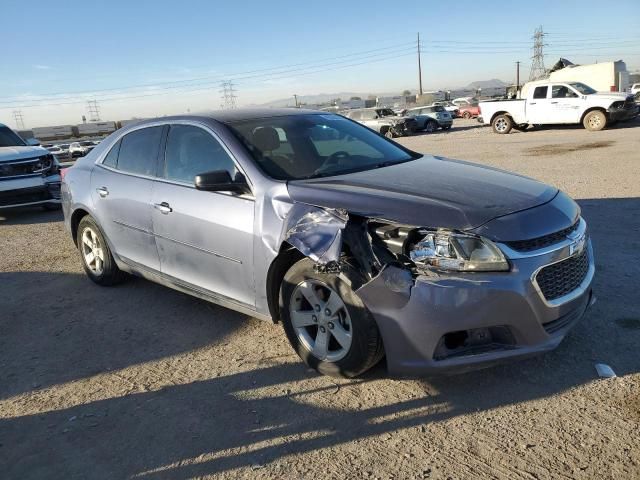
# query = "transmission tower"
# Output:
<box><xmin>219</xmin><ymin>81</ymin><xmax>237</xmax><ymax>109</ymax></box>
<box><xmin>529</xmin><ymin>26</ymin><xmax>547</xmax><ymax>81</ymax></box>
<box><xmin>12</xmin><ymin>110</ymin><xmax>25</xmax><ymax>130</ymax></box>
<box><xmin>86</xmin><ymin>100</ymin><xmax>101</xmax><ymax>121</ymax></box>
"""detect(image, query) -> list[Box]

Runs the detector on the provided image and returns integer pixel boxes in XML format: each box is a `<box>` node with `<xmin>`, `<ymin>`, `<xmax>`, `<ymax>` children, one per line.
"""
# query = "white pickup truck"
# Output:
<box><xmin>479</xmin><ymin>81</ymin><xmax>637</xmax><ymax>133</ymax></box>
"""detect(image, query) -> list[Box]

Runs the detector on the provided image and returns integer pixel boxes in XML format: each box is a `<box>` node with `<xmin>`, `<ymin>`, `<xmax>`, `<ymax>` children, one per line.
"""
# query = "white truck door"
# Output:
<box><xmin>549</xmin><ymin>84</ymin><xmax>583</xmax><ymax>123</ymax></box>
<box><xmin>526</xmin><ymin>85</ymin><xmax>555</xmax><ymax>124</ymax></box>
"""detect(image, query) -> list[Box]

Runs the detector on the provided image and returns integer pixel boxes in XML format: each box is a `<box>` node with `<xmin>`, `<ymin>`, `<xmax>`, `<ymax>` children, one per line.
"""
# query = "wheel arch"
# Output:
<box><xmin>490</xmin><ymin>111</ymin><xmax>512</xmax><ymax>124</ymax></box>
<box><xmin>70</xmin><ymin>207</ymin><xmax>91</xmax><ymax>247</ymax></box>
<box><xmin>580</xmin><ymin>106</ymin><xmax>606</xmax><ymax>124</ymax></box>
<box><xmin>266</xmin><ymin>242</ymin><xmax>306</xmax><ymax>323</ymax></box>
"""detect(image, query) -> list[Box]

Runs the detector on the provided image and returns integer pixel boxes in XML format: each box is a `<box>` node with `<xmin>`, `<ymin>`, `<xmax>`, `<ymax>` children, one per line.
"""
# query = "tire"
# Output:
<box><xmin>76</xmin><ymin>215</ymin><xmax>126</xmax><ymax>286</ymax></box>
<box><xmin>492</xmin><ymin>114</ymin><xmax>513</xmax><ymax>134</ymax></box>
<box><xmin>42</xmin><ymin>202</ymin><xmax>62</xmax><ymax>211</ymax></box>
<box><xmin>583</xmin><ymin>110</ymin><xmax>607</xmax><ymax>131</ymax></box>
<box><xmin>462</xmin><ymin>111</ymin><xmax>472</xmax><ymax>119</ymax></box>
<box><xmin>425</xmin><ymin>120</ymin><xmax>437</xmax><ymax>133</ymax></box>
<box><xmin>280</xmin><ymin>258</ymin><xmax>384</xmax><ymax>378</ymax></box>
<box><xmin>383</xmin><ymin>128</ymin><xmax>394</xmax><ymax>139</ymax></box>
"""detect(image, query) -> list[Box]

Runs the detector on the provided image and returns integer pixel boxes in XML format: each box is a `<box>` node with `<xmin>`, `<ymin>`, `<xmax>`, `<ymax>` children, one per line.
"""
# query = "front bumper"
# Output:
<box><xmin>0</xmin><ymin>175</ymin><xmax>62</xmax><ymax>209</ymax></box>
<box><xmin>608</xmin><ymin>101</ymin><xmax>637</xmax><ymax>121</ymax></box>
<box><xmin>357</xmin><ymin>233</ymin><xmax>594</xmax><ymax>376</ymax></box>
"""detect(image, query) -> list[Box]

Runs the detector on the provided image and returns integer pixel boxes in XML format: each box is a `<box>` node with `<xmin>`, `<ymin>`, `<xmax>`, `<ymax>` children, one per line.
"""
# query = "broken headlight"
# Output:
<box><xmin>410</xmin><ymin>230</ymin><xmax>509</xmax><ymax>272</ymax></box>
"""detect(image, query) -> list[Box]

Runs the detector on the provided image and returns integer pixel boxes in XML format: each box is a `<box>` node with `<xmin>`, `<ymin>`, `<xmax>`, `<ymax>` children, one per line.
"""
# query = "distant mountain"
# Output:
<box><xmin>257</xmin><ymin>92</ymin><xmax>369</xmax><ymax>107</ymax></box>
<box><xmin>466</xmin><ymin>79</ymin><xmax>509</xmax><ymax>89</ymax></box>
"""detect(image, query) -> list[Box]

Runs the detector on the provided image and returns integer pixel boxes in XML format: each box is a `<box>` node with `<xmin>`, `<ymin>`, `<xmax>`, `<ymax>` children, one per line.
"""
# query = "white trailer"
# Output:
<box><xmin>525</xmin><ymin>61</ymin><xmax>629</xmax><ymax>95</ymax></box>
<box><xmin>77</xmin><ymin>121</ymin><xmax>117</xmax><ymax>136</ymax></box>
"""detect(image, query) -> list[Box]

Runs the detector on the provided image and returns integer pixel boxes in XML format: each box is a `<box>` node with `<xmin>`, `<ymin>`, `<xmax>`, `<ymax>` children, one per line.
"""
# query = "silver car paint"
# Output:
<box><xmin>62</xmin><ymin>112</ymin><xmax>594</xmax><ymax>375</ymax></box>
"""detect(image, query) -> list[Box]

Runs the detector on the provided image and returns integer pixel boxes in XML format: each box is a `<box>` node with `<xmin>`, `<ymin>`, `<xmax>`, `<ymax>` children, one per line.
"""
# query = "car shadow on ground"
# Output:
<box><xmin>526</xmin><ymin>116</ymin><xmax>640</xmax><ymax>132</ymax></box>
<box><xmin>0</xmin><ymin>206</ymin><xmax>63</xmax><ymax>226</ymax></box>
<box><xmin>1</xmin><ymin>198</ymin><xmax>639</xmax><ymax>479</ymax></box>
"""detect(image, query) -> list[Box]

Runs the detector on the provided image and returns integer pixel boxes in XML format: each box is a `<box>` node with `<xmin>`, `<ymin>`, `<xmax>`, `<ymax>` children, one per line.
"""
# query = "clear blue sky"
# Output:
<box><xmin>2</xmin><ymin>0</ymin><xmax>639</xmax><ymax>127</ymax></box>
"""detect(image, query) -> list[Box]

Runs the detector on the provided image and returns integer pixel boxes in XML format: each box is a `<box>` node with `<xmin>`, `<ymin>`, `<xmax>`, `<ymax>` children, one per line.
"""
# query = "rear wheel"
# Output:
<box><xmin>583</xmin><ymin>110</ymin><xmax>607</xmax><ymax>131</ymax></box>
<box><xmin>492</xmin><ymin>114</ymin><xmax>513</xmax><ymax>134</ymax></box>
<box><xmin>425</xmin><ymin>120</ymin><xmax>437</xmax><ymax>133</ymax></box>
<box><xmin>280</xmin><ymin>258</ymin><xmax>384</xmax><ymax>378</ymax></box>
<box><xmin>383</xmin><ymin>128</ymin><xmax>394</xmax><ymax>139</ymax></box>
<box><xmin>77</xmin><ymin>216</ymin><xmax>126</xmax><ymax>286</ymax></box>
<box><xmin>462</xmin><ymin>111</ymin><xmax>472</xmax><ymax>119</ymax></box>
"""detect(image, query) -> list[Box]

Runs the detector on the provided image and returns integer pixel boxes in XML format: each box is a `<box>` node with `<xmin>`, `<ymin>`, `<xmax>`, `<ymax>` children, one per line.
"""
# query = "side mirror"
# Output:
<box><xmin>194</xmin><ymin>170</ymin><xmax>250</xmax><ymax>194</ymax></box>
<box><xmin>26</xmin><ymin>138</ymin><xmax>40</xmax><ymax>146</ymax></box>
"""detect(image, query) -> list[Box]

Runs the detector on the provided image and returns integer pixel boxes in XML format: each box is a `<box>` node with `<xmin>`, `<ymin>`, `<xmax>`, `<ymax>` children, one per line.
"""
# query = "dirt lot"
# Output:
<box><xmin>1</xmin><ymin>119</ymin><xmax>639</xmax><ymax>479</ymax></box>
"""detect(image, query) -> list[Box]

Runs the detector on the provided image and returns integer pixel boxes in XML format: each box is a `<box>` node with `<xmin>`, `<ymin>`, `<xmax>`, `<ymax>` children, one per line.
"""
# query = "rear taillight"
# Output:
<box><xmin>60</xmin><ymin>168</ymin><xmax>69</xmax><ymax>181</ymax></box>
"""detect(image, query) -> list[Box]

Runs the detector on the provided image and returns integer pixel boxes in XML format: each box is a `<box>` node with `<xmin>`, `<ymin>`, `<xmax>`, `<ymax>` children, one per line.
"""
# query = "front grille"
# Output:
<box><xmin>505</xmin><ymin>221</ymin><xmax>579</xmax><ymax>252</ymax></box>
<box><xmin>536</xmin><ymin>249</ymin><xmax>590</xmax><ymax>302</ymax></box>
<box><xmin>0</xmin><ymin>156</ymin><xmax>53</xmax><ymax>179</ymax></box>
<box><xmin>0</xmin><ymin>186</ymin><xmax>50</xmax><ymax>206</ymax></box>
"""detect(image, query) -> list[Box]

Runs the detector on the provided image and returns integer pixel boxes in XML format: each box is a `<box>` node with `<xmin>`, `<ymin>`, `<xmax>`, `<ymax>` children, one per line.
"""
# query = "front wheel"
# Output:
<box><xmin>425</xmin><ymin>120</ymin><xmax>437</xmax><ymax>133</ymax></box>
<box><xmin>462</xmin><ymin>111</ymin><xmax>472</xmax><ymax>119</ymax></box>
<box><xmin>492</xmin><ymin>114</ymin><xmax>513</xmax><ymax>134</ymax></box>
<box><xmin>280</xmin><ymin>258</ymin><xmax>384</xmax><ymax>378</ymax></box>
<box><xmin>383</xmin><ymin>128</ymin><xmax>394</xmax><ymax>139</ymax></box>
<box><xmin>583</xmin><ymin>110</ymin><xmax>607</xmax><ymax>131</ymax></box>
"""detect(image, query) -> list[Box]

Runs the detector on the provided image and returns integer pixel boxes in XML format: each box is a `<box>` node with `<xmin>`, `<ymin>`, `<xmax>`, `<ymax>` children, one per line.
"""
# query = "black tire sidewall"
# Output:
<box><xmin>280</xmin><ymin>258</ymin><xmax>382</xmax><ymax>378</ymax></box>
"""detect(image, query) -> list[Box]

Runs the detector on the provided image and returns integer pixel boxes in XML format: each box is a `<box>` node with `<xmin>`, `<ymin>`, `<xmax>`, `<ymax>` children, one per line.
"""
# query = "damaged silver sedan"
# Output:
<box><xmin>61</xmin><ymin>109</ymin><xmax>595</xmax><ymax>377</ymax></box>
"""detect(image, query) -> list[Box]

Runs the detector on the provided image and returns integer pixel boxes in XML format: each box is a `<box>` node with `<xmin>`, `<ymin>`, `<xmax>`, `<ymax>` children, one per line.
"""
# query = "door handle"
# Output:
<box><xmin>551</xmin><ymin>101</ymin><xmax>559</xmax><ymax>104</ymax></box>
<box><xmin>96</xmin><ymin>187</ymin><xmax>109</xmax><ymax>197</ymax></box>
<box><xmin>529</xmin><ymin>102</ymin><xmax>537</xmax><ymax>105</ymax></box>
<box><xmin>154</xmin><ymin>202</ymin><xmax>173</xmax><ymax>214</ymax></box>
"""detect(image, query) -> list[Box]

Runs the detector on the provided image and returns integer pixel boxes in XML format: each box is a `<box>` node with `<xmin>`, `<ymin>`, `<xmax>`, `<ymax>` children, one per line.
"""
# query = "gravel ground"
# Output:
<box><xmin>1</xmin><ymin>118</ymin><xmax>639</xmax><ymax>479</ymax></box>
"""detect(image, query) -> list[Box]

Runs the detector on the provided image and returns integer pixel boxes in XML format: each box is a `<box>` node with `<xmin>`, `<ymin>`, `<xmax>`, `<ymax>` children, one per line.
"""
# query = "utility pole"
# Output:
<box><xmin>529</xmin><ymin>26</ymin><xmax>546</xmax><ymax>81</ymax></box>
<box><xmin>86</xmin><ymin>100</ymin><xmax>101</xmax><ymax>121</ymax></box>
<box><xmin>515</xmin><ymin>61</ymin><xmax>521</xmax><ymax>89</ymax></box>
<box><xmin>12</xmin><ymin>110</ymin><xmax>25</xmax><ymax>130</ymax></box>
<box><xmin>293</xmin><ymin>94</ymin><xmax>299</xmax><ymax>107</ymax></box>
<box><xmin>417</xmin><ymin>32</ymin><xmax>423</xmax><ymax>96</ymax></box>
<box><xmin>219</xmin><ymin>81</ymin><xmax>237</xmax><ymax>109</ymax></box>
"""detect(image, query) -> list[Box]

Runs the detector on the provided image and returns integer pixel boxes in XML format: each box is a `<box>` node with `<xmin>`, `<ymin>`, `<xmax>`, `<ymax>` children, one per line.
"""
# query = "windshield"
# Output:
<box><xmin>226</xmin><ymin>113</ymin><xmax>418</xmax><ymax>180</ymax></box>
<box><xmin>0</xmin><ymin>126</ymin><xmax>26</xmax><ymax>147</ymax></box>
<box><xmin>568</xmin><ymin>82</ymin><xmax>597</xmax><ymax>95</ymax></box>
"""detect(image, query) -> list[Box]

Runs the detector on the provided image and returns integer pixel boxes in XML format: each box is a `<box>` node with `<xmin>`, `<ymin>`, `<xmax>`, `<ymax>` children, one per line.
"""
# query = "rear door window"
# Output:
<box><xmin>533</xmin><ymin>86</ymin><xmax>549</xmax><ymax>99</ymax></box>
<box><xmin>116</xmin><ymin>126</ymin><xmax>163</xmax><ymax>176</ymax></box>
<box><xmin>102</xmin><ymin>140</ymin><xmax>121</xmax><ymax>168</ymax></box>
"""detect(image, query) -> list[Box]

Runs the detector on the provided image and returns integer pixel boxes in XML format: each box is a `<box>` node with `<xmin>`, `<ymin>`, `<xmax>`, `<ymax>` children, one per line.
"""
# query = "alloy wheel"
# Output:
<box><xmin>81</xmin><ymin>227</ymin><xmax>105</xmax><ymax>275</ymax></box>
<box><xmin>289</xmin><ymin>279</ymin><xmax>353</xmax><ymax>362</ymax></box>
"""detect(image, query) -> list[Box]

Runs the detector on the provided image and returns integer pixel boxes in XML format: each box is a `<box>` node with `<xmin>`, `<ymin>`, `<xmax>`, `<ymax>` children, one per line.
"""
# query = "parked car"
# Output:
<box><xmin>480</xmin><ymin>81</ymin><xmax>637</xmax><ymax>133</ymax></box>
<box><xmin>405</xmin><ymin>105</ymin><xmax>453</xmax><ymax>131</ymax></box>
<box><xmin>452</xmin><ymin>97</ymin><xmax>477</xmax><ymax>107</ymax></box>
<box><xmin>69</xmin><ymin>141</ymin><xmax>96</xmax><ymax>158</ymax></box>
<box><xmin>431</xmin><ymin>101</ymin><xmax>460</xmax><ymax>117</ymax></box>
<box><xmin>344</xmin><ymin>108</ymin><xmax>417</xmax><ymax>137</ymax></box>
<box><xmin>459</xmin><ymin>104</ymin><xmax>481</xmax><ymax>119</ymax></box>
<box><xmin>0</xmin><ymin>123</ymin><xmax>61</xmax><ymax>210</ymax></box>
<box><xmin>630</xmin><ymin>83</ymin><xmax>640</xmax><ymax>95</ymax></box>
<box><xmin>62</xmin><ymin>109</ymin><xmax>595</xmax><ymax>378</ymax></box>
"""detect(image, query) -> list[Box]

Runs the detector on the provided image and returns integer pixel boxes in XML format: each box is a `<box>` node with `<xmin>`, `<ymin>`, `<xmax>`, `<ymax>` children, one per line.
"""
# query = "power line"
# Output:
<box><xmin>12</xmin><ymin>110</ymin><xmax>25</xmax><ymax>129</ymax></box>
<box><xmin>529</xmin><ymin>25</ymin><xmax>547</xmax><ymax>81</ymax></box>
<box><xmin>0</xmin><ymin>41</ymin><xmax>416</xmax><ymax>103</ymax></box>
<box><xmin>1</xmin><ymin>49</ymin><xmax>417</xmax><ymax>109</ymax></box>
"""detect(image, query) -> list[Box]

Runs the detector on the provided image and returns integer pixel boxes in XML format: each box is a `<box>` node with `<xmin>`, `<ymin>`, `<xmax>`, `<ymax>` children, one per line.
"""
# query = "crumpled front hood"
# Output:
<box><xmin>287</xmin><ymin>155</ymin><xmax>558</xmax><ymax>231</ymax></box>
<box><xmin>0</xmin><ymin>146</ymin><xmax>49</xmax><ymax>162</ymax></box>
